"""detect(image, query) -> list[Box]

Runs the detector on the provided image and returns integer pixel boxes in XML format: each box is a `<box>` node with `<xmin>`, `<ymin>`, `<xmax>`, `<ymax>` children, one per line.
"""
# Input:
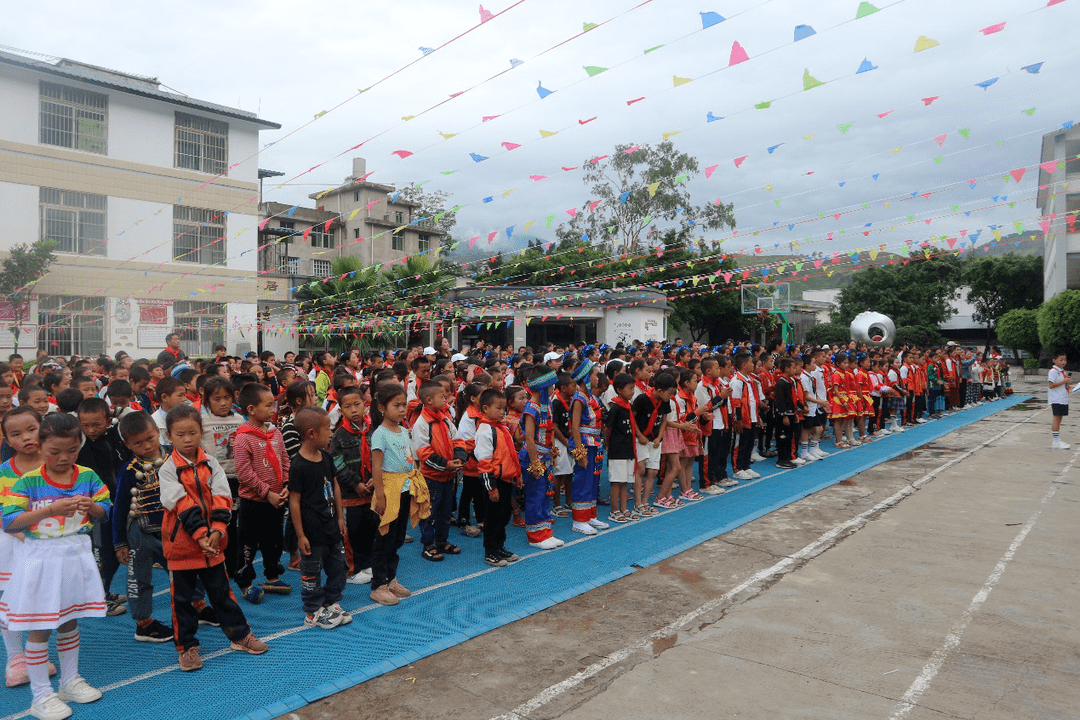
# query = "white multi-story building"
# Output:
<box><xmin>0</xmin><ymin>49</ymin><xmax>279</xmax><ymax>359</ymax></box>
<box><xmin>1038</xmin><ymin>125</ymin><xmax>1080</xmax><ymax>301</ymax></box>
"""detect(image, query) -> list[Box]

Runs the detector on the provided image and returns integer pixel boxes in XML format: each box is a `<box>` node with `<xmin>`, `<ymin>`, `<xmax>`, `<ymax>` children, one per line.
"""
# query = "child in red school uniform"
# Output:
<box><xmin>475</xmin><ymin>389</ymin><xmax>523</xmax><ymax>567</ymax></box>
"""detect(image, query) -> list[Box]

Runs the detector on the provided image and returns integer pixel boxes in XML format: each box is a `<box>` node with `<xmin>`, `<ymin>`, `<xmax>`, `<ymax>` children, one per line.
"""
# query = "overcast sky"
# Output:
<box><xmin>6</xmin><ymin>0</ymin><xmax>1075</xmax><ymax>263</ymax></box>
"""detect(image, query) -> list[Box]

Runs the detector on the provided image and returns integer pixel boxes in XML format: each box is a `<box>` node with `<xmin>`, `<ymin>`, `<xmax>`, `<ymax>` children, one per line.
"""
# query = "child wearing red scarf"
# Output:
<box><xmin>329</xmin><ymin>386</ymin><xmax>376</xmax><ymax>584</ymax></box>
<box><xmin>412</xmin><ymin>380</ymin><xmax>467</xmax><ymax>562</ymax></box>
<box><xmin>233</xmin><ymin>384</ymin><xmax>291</xmax><ymax>603</ymax></box>
<box><xmin>475</xmin><ymin>388</ymin><xmax>522</xmax><ymax>567</ymax></box>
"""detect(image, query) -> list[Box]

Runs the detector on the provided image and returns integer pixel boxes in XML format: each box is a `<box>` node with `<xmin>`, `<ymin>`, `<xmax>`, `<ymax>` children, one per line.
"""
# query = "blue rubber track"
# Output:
<box><xmin>0</xmin><ymin>396</ymin><xmax>1032</xmax><ymax>720</ymax></box>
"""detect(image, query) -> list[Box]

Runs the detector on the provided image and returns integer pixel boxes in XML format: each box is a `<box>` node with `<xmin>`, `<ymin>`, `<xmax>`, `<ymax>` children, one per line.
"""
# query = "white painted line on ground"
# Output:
<box><xmin>888</xmin><ymin>445</ymin><xmax>1079</xmax><ymax>720</ymax></box>
<box><xmin>489</xmin><ymin>406</ymin><xmax>1044</xmax><ymax>720</ymax></box>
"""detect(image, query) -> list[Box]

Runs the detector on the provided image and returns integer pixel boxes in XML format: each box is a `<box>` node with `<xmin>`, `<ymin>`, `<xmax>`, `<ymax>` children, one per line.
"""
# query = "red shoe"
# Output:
<box><xmin>511</xmin><ymin>513</ymin><xmax>526</xmax><ymax>528</ymax></box>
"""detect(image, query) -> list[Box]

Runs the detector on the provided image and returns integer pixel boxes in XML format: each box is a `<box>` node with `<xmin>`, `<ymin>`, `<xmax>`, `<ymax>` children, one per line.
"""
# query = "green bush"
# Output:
<box><xmin>804</xmin><ymin>322</ymin><xmax>851</xmax><ymax>347</ymax></box>
<box><xmin>894</xmin><ymin>325</ymin><xmax>946</xmax><ymax>347</ymax></box>
<box><xmin>996</xmin><ymin>308</ymin><xmax>1041</xmax><ymax>357</ymax></box>
<box><xmin>1023</xmin><ymin>357</ymin><xmax>1039</xmax><ymax>372</ymax></box>
<box><xmin>1038</xmin><ymin>290</ymin><xmax>1080</xmax><ymax>355</ymax></box>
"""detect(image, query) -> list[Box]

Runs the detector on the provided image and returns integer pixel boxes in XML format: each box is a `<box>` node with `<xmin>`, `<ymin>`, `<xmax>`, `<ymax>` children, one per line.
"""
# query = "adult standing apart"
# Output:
<box><xmin>156</xmin><ymin>332</ymin><xmax>187</xmax><ymax>366</ymax></box>
<box><xmin>437</xmin><ymin>337</ymin><xmax>452</xmax><ymax>360</ymax></box>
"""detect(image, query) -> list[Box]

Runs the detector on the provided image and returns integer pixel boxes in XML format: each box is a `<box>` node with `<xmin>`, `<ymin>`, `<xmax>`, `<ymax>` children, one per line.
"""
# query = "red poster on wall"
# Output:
<box><xmin>139</xmin><ymin>304</ymin><xmax>168</xmax><ymax>325</ymax></box>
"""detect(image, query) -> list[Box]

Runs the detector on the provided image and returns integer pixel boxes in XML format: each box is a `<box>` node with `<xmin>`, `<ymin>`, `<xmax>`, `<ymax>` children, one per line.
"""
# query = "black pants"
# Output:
<box><xmin>345</xmin><ymin>504</ymin><xmax>379</xmax><ymax>574</ymax></box>
<box><xmin>170</xmin><ymin>563</ymin><xmax>250</xmax><ymax>652</ymax></box>
<box><xmin>371</xmin><ymin>492</ymin><xmax>410</xmax><ymax>590</ymax></box>
<box><xmin>224</xmin><ymin>476</ymin><xmax>240</xmax><ymax>578</ymax></box>
<box><xmin>237</xmin><ymin>499</ymin><xmax>285</xmax><ymax>588</ymax></box>
<box><xmin>958</xmin><ymin>380</ymin><xmax>968</xmax><ymax>408</ymax></box>
<box><xmin>734</xmin><ymin>426</ymin><xmax>756</xmax><ymax>472</ymax></box>
<box><xmin>776</xmin><ymin>418</ymin><xmax>794</xmax><ymax>463</ymax></box>
<box><xmin>482</xmin><ymin>480</ymin><xmax>513</xmax><ymax>556</ymax></box>
<box><xmin>760</xmin><ymin>409</ymin><xmax>775</xmax><ymax>454</ymax></box>
<box><xmin>707</xmin><ymin>429</ymin><xmax>731</xmax><ymax>484</ymax></box>
<box><xmin>457</xmin><ymin>475</ymin><xmax>487</xmax><ymax>526</ymax></box>
<box><xmin>299</xmin><ymin>541</ymin><xmax>347</xmax><ymax>615</ymax></box>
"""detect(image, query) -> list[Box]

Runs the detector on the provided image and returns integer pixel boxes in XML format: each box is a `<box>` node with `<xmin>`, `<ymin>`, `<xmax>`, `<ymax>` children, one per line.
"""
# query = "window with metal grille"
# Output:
<box><xmin>392</xmin><ymin>233</ymin><xmax>404</xmax><ymax>251</ymax></box>
<box><xmin>38</xmin><ymin>295</ymin><xmax>106</xmax><ymax>357</ymax></box>
<box><xmin>418</xmin><ymin>234</ymin><xmax>430</xmax><ymax>252</ymax></box>
<box><xmin>39</xmin><ymin>82</ymin><xmax>107</xmax><ymax>154</ymax></box>
<box><xmin>175</xmin><ymin>112</ymin><xmax>228</xmax><ymax>175</ymax></box>
<box><xmin>310</xmin><ymin>228</ymin><xmax>333</xmax><ymax>249</ymax></box>
<box><xmin>311</xmin><ymin>259</ymin><xmax>332</xmax><ymax>277</ymax></box>
<box><xmin>395</xmin><ymin>211</ymin><xmax>404</xmax><ymax>224</ymax></box>
<box><xmin>39</xmin><ymin>188</ymin><xmax>107</xmax><ymax>255</ymax></box>
<box><xmin>174</xmin><ymin>301</ymin><xmax>225</xmax><ymax>357</ymax></box>
<box><xmin>173</xmin><ymin>205</ymin><xmax>226</xmax><ymax>264</ymax></box>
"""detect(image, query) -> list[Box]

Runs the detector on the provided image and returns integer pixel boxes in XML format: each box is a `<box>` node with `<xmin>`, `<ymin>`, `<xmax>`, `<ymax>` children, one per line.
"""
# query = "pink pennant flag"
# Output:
<box><xmin>590</xmin><ymin>155</ymin><xmax>609</xmax><ymax>164</ymax></box>
<box><xmin>482</xmin><ymin>115</ymin><xmax>501</xmax><ymax>122</ymax></box>
<box><xmin>303</xmin><ymin>227</ymin><xmax>312</xmax><ymax>241</ymax></box>
<box><xmin>813</xmin><ymin>260</ymin><xmax>823</xmax><ymax>269</ymax></box>
<box><xmin>729</xmin><ymin>41</ymin><xmax>749</xmax><ymax>66</ymax></box>
<box><xmin>579</xmin><ymin>117</ymin><xmax>597</xmax><ymax>125</ymax></box>
<box><xmin>566</xmin><ymin>208</ymin><xmax>578</xmax><ymax>217</ymax></box>
<box><xmin>588</xmin><ymin>200</ymin><xmax>601</xmax><ymax>212</ymax></box>
<box><xmin>469</xmin><ymin>236</ymin><xmax>479</xmax><ymax>247</ymax></box>
<box><xmin>324</xmin><ymin>219</ymin><xmax>334</xmax><ymax>232</ymax></box>
<box><xmin>353</xmin><ymin>171</ymin><xmax>375</xmax><ymax>183</ymax></box>
<box><xmin>1009</xmin><ymin>168</ymin><xmax>1026</xmax><ymax>183</ymax></box>
<box><xmin>1041</xmin><ymin>160</ymin><xmax>1058</xmax><ymax>173</ymax></box>
<box><xmin>627</xmin><ymin>97</ymin><xmax>645</xmax><ymax>106</ymax></box>
<box><xmin>479</xmin><ymin>4</ymin><xmax>494</xmax><ymax>23</ymax></box>
<box><xmin>1039</xmin><ymin>217</ymin><xmax>1051</xmax><ymax>233</ymax></box>
<box><xmin>501</xmin><ymin>141</ymin><xmax>521</xmax><ymax>151</ymax></box>
<box><xmin>722</xmin><ymin>273</ymin><xmax>733</xmax><ymax>284</ymax></box>
<box><xmin>625</xmin><ymin>146</ymin><xmax>641</xmax><ymax>154</ymax></box>
<box><xmin>946</xmin><ymin>237</ymin><xmax>957</xmax><ymax>248</ymax></box>
<box><xmin>921</xmin><ymin>96</ymin><xmax>939</xmax><ymax>106</ymax></box>
<box><xmin>877</xmin><ymin>110</ymin><xmax>895</xmax><ymax>118</ymax></box>
<box><xmin>733</xmin><ymin>155</ymin><xmax>747</xmax><ymax>168</ymax></box>
<box><xmin>562</xmin><ymin>166</ymin><xmax>579</xmax><ymax>171</ymax></box>
<box><xmin>705</xmin><ymin>164</ymin><xmax>719</xmax><ymax>179</ymax></box>
<box><xmin>924</xmin><ymin>219</ymin><xmax>932</xmax><ymax>225</ymax></box>
<box><xmin>364</xmin><ymin>199</ymin><xmax>382</xmax><ymax>209</ymax></box>
<box><xmin>934</xmin><ymin>134</ymin><xmax>947</xmax><ymax>147</ymax></box>
<box><xmin>487</xmin><ymin>231</ymin><xmax>498</xmax><ymax>243</ymax></box>
<box><xmin>391</xmin><ymin>150</ymin><xmax>413</xmax><ymax>158</ymax></box>
<box><xmin>259</xmin><ymin>218</ymin><xmax>269</xmax><ymax>231</ymax></box>
<box><xmin>979</xmin><ymin>22</ymin><xmax>1005</xmax><ymax>34</ymax></box>
<box><xmin>529</xmin><ymin>174</ymin><xmax>548</xmax><ymax>181</ymax></box>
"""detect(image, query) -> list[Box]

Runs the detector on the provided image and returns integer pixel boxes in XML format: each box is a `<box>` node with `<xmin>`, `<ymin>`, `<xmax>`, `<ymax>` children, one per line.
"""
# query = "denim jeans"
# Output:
<box><xmin>420</xmin><ymin>478</ymin><xmax>453</xmax><ymax>547</ymax></box>
<box><xmin>126</xmin><ymin>522</ymin><xmax>204</xmax><ymax>622</ymax></box>
<box><xmin>298</xmin><ymin>541</ymin><xmax>347</xmax><ymax>615</ymax></box>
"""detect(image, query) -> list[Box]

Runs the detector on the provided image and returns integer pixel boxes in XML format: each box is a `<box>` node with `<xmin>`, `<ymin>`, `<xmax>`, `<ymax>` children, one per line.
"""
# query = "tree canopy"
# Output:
<box><xmin>963</xmin><ymin>254</ymin><xmax>1042</xmax><ymax>345</ymax></box>
<box><xmin>0</xmin><ymin>239</ymin><xmax>56</xmax><ymax>352</ymax></box>
<box><xmin>1038</xmin><ymin>290</ymin><xmax>1080</xmax><ymax>356</ymax></box>
<box><xmin>831</xmin><ymin>252</ymin><xmax>964</xmax><ymax>328</ymax></box>
<box><xmin>996</xmin><ymin>308</ymin><xmax>1040</xmax><ymax>357</ymax></box>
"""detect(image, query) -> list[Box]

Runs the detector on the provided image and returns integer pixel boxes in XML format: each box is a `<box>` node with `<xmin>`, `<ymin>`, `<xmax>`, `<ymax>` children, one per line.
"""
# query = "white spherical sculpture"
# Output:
<box><xmin>850</xmin><ymin>311</ymin><xmax>896</xmax><ymax>347</ymax></box>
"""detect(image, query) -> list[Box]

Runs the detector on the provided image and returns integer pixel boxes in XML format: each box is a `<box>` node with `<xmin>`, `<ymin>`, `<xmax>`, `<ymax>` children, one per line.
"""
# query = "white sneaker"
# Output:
<box><xmin>346</xmin><ymin>568</ymin><xmax>373</xmax><ymax>584</ymax></box>
<box><xmin>571</xmin><ymin>521</ymin><xmax>597</xmax><ymax>536</ymax></box>
<box><xmin>29</xmin><ymin>692</ymin><xmax>71</xmax><ymax>720</ymax></box>
<box><xmin>552</xmin><ymin>537</ymin><xmax>565</xmax><ymax>547</ymax></box>
<box><xmin>529</xmin><ymin>537</ymin><xmax>562</xmax><ymax>550</ymax></box>
<box><xmin>892</xmin><ymin>424</ymin><xmax>906</xmax><ymax>433</ymax></box>
<box><xmin>750</xmin><ymin>452</ymin><xmax>766</xmax><ymax>462</ymax></box>
<box><xmin>1053</xmin><ymin>440</ymin><xmax>1071</xmax><ymax>450</ymax></box>
<box><xmin>324</xmin><ymin>602</ymin><xmax>353</xmax><ymax>625</ymax></box>
<box><xmin>587</xmin><ymin>518</ymin><xmax>609</xmax><ymax>530</ymax></box>
<box><xmin>57</xmin><ymin>677</ymin><xmax>101</xmax><ymax>704</ymax></box>
<box><xmin>745</xmin><ymin>469</ymin><xmax>761</xmax><ymax>479</ymax></box>
<box><xmin>791</xmin><ymin>457</ymin><xmax>807</xmax><ymax>466</ymax></box>
<box><xmin>701</xmin><ymin>485</ymin><xmax>726</xmax><ymax>495</ymax></box>
<box><xmin>733</xmin><ymin>470</ymin><xmax>752</xmax><ymax>481</ymax></box>
<box><xmin>877</xmin><ymin>428</ymin><xmax>891</xmax><ymax>436</ymax></box>
<box><xmin>798</xmin><ymin>452</ymin><xmax>816</xmax><ymax>463</ymax></box>
<box><xmin>812</xmin><ymin>448</ymin><xmax>829</xmax><ymax>459</ymax></box>
<box><xmin>916</xmin><ymin>418</ymin><xmax>928</xmax><ymax>424</ymax></box>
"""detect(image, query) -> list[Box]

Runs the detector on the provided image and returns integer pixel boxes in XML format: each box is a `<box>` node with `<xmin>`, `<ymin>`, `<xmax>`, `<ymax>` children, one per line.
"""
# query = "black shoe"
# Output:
<box><xmin>777</xmin><ymin>462</ymin><xmax>797</xmax><ymax>469</ymax></box>
<box><xmin>497</xmin><ymin>548</ymin><xmax>522</xmax><ymax>563</ymax></box>
<box><xmin>196</xmin><ymin>605</ymin><xmax>221</xmax><ymax>627</ymax></box>
<box><xmin>484</xmin><ymin>554</ymin><xmax>508</xmax><ymax>567</ymax></box>
<box><xmin>134</xmin><ymin>618</ymin><xmax>173</xmax><ymax>643</ymax></box>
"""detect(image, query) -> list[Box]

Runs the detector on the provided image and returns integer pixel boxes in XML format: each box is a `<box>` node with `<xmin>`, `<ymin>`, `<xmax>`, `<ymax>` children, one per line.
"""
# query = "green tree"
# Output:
<box><xmin>894</xmin><ymin>325</ymin><xmax>947</xmax><ymax>347</ymax></box>
<box><xmin>804</xmin><ymin>322</ymin><xmax>851</xmax><ymax>347</ymax></box>
<box><xmin>0</xmin><ymin>239</ymin><xmax>57</xmax><ymax>353</ymax></box>
<box><xmin>832</xmin><ymin>252</ymin><xmax>963</xmax><ymax>328</ymax></box>
<box><xmin>397</xmin><ymin>184</ymin><xmax>460</xmax><ymax>257</ymax></box>
<box><xmin>295</xmin><ymin>257</ymin><xmax>400</xmax><ymax>350</ymax></box>
<box><xmin>1038</xmin><ymin>290</ymin><xmax>1080</xmax><ymax>355</ymax></box>
<box><xmin>556</xmin><ymin>140</ymin><xmax>735</xmax><ymax>254</ymax></box>
<box><xmin>996</xmin><ymin>308</ymin><xmax>1040</xmax><ymax>357</ymax></box>
<box><xmin>963</xmin><ymin>254</ymin><xmax>1042</xmax><ymax>348</ymax></box>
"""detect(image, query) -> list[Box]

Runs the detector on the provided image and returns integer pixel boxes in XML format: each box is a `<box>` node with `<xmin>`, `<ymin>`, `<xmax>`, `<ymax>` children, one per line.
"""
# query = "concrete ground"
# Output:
<box><xmin>292</xmin><ymin>377</ymin><xmax>1078</xmax><ymax>720</ymax></box>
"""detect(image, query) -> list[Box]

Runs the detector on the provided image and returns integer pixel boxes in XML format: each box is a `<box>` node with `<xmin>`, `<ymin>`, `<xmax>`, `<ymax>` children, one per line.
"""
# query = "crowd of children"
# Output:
<box><xmin>0</xmin><ymin>338</ymin><xmax>1035</xmax><ymax>719</ymax></box>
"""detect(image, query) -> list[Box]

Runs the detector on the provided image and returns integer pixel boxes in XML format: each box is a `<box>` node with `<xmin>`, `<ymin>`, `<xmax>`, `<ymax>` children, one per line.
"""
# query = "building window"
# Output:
<box><xmin>175</xmin><ymin>112</ymin><xmax>228</xmax><ymax>175</ymax></box>
<box><xmin>39</xmin><ymin>82</ymin><xmax>107</xmax><ymax>154</ymax></box>
<box><xmin>392</xmin><ymin>233</ymin><xmax>404</xmax><ymax>252</ymax></box>
<box><xmin>418</xmin><ymin>234</ymin><xmax>430</xmax><ymax>252</ymax></box>
<box><xmin>173</xmin><ymin>205</ymin><xmax>226</xmax><ymax>264</ymax></box>
<box><xmin>280</xmin><ymin>221</ymin><xmax>295</xmax><ymax>231</ymax></box>
<box><xmin>174</xmin><ymin>301</ymin><xmax>225</xmax><ymax>357</ymax></box>
<box><xmin>38</xmin><ymin>295</ymin><xmax>105</xmax><ymax>357</ymax></box>
<box><xmin>395</xmin><ymin>211</ymin><xmax>404</xmax><ymax>224</ymax></box>
<box><xmin>39</xmin><ymin>188</ymin><xmax>106</xmax><ymax>255</ymax></box>
<box><xmin>311</xmin><ymin>228</ymin><xmax>334</xmax><ymax>249</ymax></box>
<box><xmin>354</xmin><ymin>191</ymin><xmax>360</xmax><ymax>202</ymax></box>
<box><xmin>354</xmin><ymin>228</ymin><xmax>360</xmax><ymax>239</ymax></box>
<box><xmin>312</xmin><ymin>259</ymin><xmax>332</xmax><ymax>277</ymax></box>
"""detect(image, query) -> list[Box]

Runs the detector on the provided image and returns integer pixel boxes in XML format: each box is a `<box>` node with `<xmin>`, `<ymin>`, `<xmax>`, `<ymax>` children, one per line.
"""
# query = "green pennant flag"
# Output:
<box><xmin>755</xmin><ymin>100</ymin><xmax>772</xmax><ymax>109</ymax></box>
<box><xmin>856</xmin><ymin>2</ymin><xmax>880</xmax><ymax>19</ymax></box>
<box><xmin>673</xmin><ymin>173</ymin><xmax>689</xmax><ymax>183</ymax></box>
<box><xmin>933</xmin><ymin>156</ymin><xmax>942</xmax><ymax>163</ymax></box>
<box><xmin>838</xmin><ymin>122</ymin><xmax>853</xmax><ymax>134</ymax></box>
<box><xmin>803</xmin><ymin>69</ymin><xmax>824</xmax><ymax>91</ymax></box>
<box><xmin>545</xmin><ymin>214</ymin><xmax>555</xmax><ymax>228</ymax></box>
<box><xmin>583</xmin><ymin>66</ymin><xmax>608</xmax><ymax>77</ymax></box>
<box><xmin>958</xmin><ymin>128</ymin><xmax>970</xmax><ymax>139</ymax></box>
<box><xmin>644</xmin><ymin>45</ymin><xmax>664</xmax><ymax>54</ymax></box>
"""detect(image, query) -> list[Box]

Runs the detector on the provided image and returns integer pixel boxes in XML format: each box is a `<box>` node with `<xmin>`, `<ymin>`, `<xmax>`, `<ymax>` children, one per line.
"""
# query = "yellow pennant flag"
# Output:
<box><xmin>539</xmin><ymin>129</ymin><xmax>558</xmax><ymax>138</ymax></box>
<box><xmin>647</xmin><ymin>181</ymin><xmax>661</xmax><ymax>197</ymax></box>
